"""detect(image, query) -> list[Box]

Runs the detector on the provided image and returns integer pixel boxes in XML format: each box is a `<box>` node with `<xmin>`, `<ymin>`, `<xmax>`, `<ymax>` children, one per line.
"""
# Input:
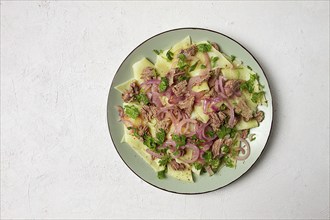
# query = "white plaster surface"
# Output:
<box><xmin>1</xmin><ymin>1</ymin><xmax>329</xmax><ymax>219</ymax></box>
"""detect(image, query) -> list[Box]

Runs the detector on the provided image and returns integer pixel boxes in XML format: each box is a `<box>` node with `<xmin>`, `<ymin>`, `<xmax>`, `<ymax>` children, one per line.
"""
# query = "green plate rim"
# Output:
<box><xmin>107</xmin><ymin>27</ymin><xmax>274</xmax><ymax>195</ymax></box>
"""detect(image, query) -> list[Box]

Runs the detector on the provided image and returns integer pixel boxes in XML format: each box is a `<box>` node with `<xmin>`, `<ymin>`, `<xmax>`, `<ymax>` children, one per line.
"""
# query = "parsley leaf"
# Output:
<box><xmin>135</xmin><ymin>93</ymin><xmax>149</xmax><ymax>105</ymax></box>
<box><xmin>202</xmin><ymin>151</ymin><xmax>213</xmax><ymax>163</ymax></box>
<box><xmin>143</xmin><ymin>134</ymin><xmax>157</xmax><ymax>150</ymax></box>
<box><xmin>193</xmin><ymin>162</ymin><xmax>203</xmax><ymax>170</ymax></box>
<box><xmin>197</xmin><ymin>43</ymin><xmax>212</xmax><ymax>52</ymax></box>
<box><xmin>153</xmin><ymin>49</ymin><xmax>162</xmax><ymax>55</ymax></box>
<box><xmin>166</xmin><ymin>50</ymin><xmax>174</xmax><ymax>61</ymax></box>
<box><xmin>159</xmin><ymin>77</ymin><xmax>169</xmax><ymax>92</ymax></box>
<box><xmin>172</xmin><ymin>134</ymin><xmax>186</xmax><ymax>148</ymax></box>
<box><xmin>189</xmin><ymin>60</ymin><xmax>199</xmax><ymax>72</ymax></box>
<box><xmin>156</xmin><ymin>129</ymin><xmax>166</xmax><ymax>145</ymax></box>
<box><xmin>200</xmin><ymin>64</ymin><xmax>206</xmax><ymax>69</ymax></box>
<box><xmin>247</xmin><ymin>65</ymin><xmax>252</xmax><ymax>71</ymax></box>
<box><xmin>240</xmin><ymin>73</ymin><xmax>259</xmax><ymax>93</ymax></box>
<box><xmin>223</xmin><ymin>156</ymin><xmax>234</xmax><ymax>168</ymax></box>
<box><xmin>157</xmin><ymin>169</ymin><xmax>166</xmax><ymax>179</ymax></box>
<box><xmin>177</xmin><ymin>53</ymin><xmax>188</xmax><ymax>70</ymax></box>
<box><xmin>206</xmin><ymin>130</ymin><xmax>215</xmax><ymax>138</ymax></box>
<box><xmin>251</xmin><ymin>91</ymin><xmax>265</xmax><ymax>103</ymax></box>
<box><xmin>230</xmin><ymin>55</ymin><xmax>236</xmax><ymax>62</ymax></box>
<box><xmin>158</xmin><ymin>154</ymin><xmax>171</xmax><ymax>166</ymax></box>
<box><xmin>127</xmin><ymin>127</ymin><xmax>140</xmax><ymax>138</ymax></box>
<box><xmin>177</xmin><ymin>74</ymin><xmax>190</xmax><ymax>82</ymax></box>
<box><xmin>221</xmin><ymin>145</ymin><xmax>230</xmax><ymax>154</ymax></box>
<box><xmin>216</xmin><ymin>125</ymin><xmax>232</xmax><ymax>139</ymax></box>
<box><xmin>211</xmin><ymin>56</ymin><xmax>219</xmax><ymax>67</ymax></box>
<box><xmin>124</xmin><ymin>105</ymin><xmax>140</xmax><ymax>119</ymax></box>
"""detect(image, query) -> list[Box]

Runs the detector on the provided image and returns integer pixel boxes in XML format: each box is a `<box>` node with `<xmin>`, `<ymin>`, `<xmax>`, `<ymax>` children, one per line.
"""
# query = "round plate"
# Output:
<box><xmin>107</xmin><ymin>28</ymin><xmax>273</xmax><ymax>194</ymax></box>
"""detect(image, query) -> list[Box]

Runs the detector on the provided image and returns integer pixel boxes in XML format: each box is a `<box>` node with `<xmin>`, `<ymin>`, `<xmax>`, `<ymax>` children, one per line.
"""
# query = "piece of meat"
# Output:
<box><xmin>218</xmin><ymin>111</ymin><xmax>227</xmax><ymax>124</ymax></box>
<box><xmin>137</xmin><ymin>125</ymin><xmax>149</xmax><ymax>136</ymax></box>
<box><xmin>172</xmin><ymin>80</ymin><xmax>187</xmax><ymax>97</ymax></box>
<box><xmin>140</xmin><ymin>105</ymin><xmax>157</xmax><ymax>121</ymax></box>
<box><xmin>211</xmin><ymin>42</ymin><xmax>220</xmax><ymax>51</ymax></box>
<box><xmin>212</xmin><ymin>139</ymin><xmax>223</xmax><ymax>158</ymax></box>
<box><xmin>209</xmin><ymin>112</ymin><xmax>221</xmax><ymax>131</ymax></box>
<box><xmin>141</xmin><ymin>67</ymin><xmax>156</xmax><ymax>81</ymax></box>
<box><xmin>235</xmin><ymin>100</ymin><xmax>253</xmax><ymax>121</ymax></box>
<box><xmin>254</xmin><ymin>111</ymin><xmax>265</xmax><ymax>123</ymax></box>
<box><xmin>224</xmin><ymin>138</ymin><xmax>233</xmax><ymax>146</ymax></box>
<box><xmin>122</xmin><ymin>81</ymin><xmax>140</xmax><ymax>102</ymax></box>
<box><xmin>208</xmin><ymin>68</ymin><xmax>221</xmax><ymax>88</ymax></box>
<box><xmin>166</xmin><ymin>68</ymin><xmax>186</xmax><ymax>86</ymax></box>
<box><xmin>180</xmin><ymin>45</ymin><xmax>198</xmax><ymax>57</ymax></box>
<box><xmin>170</xmin><ymin>159</ymin><xmax>186</xmax><ymax>171</ymax></box>
<box><xmin>156</xmin><ymin>118</ymin><xmax>172</xmax><ymax>132</ymax></box>
<box><xmin>241</xmin><ymin>129</ymin><xmax>249</xmax><ymax>139</ymax></box>
<box><xmin>224</xmin><ymin>79</ymin><xmax>241</xmax><ymax>97</ymax></box>
<box><xmin>178</xmin><ymin>96</ymin><xmax>195</xmax><ymax>115</ymax></box>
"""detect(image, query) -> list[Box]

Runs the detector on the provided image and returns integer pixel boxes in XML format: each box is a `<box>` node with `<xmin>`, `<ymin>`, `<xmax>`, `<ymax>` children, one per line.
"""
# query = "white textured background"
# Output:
<box><xmin>1</xmin><ymin>1</ymin><xmax>329</xmax><ymax>219</ymax></box>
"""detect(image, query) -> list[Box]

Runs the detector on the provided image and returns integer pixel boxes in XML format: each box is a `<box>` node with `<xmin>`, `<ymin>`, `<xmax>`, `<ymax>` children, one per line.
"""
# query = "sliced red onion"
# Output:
<box><xmin>175</xmin><ymin>119</ymin><xmax>197</xmax><ymax>135</ymax></box>
<box><xmin>146</xmin><ymin>149</ymin><xmax>163</xmax><ymax>159</ymax></box>
<box><xmin>226</xmin><ymin>100</ymin><xmax>235</xmax><ymax>128</ymax></box>
<box><xmin>151</xmin><ymin>92</ymin><xmax>163</xmax><ymax>107</ymax></box>
<box><xmin>181</xmin><ymin>143</ymin><xmax>200</xmax><ymax>163</ymax></box>
<box><xmin>236</xmin><ymin>138</ymin><xmax>251</xmax><ymax>160</ymax></box>
<box><xmin>218</xmin><ymin>76</ymin><xmax>227</xmax><ymax>97</ymax></box>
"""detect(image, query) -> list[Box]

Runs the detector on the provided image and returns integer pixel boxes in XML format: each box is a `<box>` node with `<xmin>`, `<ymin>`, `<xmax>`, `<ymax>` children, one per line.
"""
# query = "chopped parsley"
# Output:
<box><xmin>172</xmin><ymin>134</ymin><xmax>186</xmax><ymax>148</ymax></box>
<box><xmin>211</xmin><ymin>56</ymin><xmax>219</xmax><ymax>67</ymax></box>
<box><xmin>247</xmin><ymin>65</ymin><xmax>252</xmax><ymax>71</ymax></box>
<box><xmin>124</xmin><ymin>105</ymin><xmax>140</xmax><ymax>119</ymax></box>
<box><xmin>191</xmin><ymin>134</ymin><xmax>205</xmax><ymax>145</ymax></box>
<box><xmin>189</xmin><ymin>60</ymin><xmax>199</xmax><ymax>72</ymax></box>
<box><xmin>202</xmin><ymin>151</ymin><xmax>213</xmax><ymax>163</ymax></box>
<box><xmin>166</xmin><ymin>50</ymin><xmax>174</xmax><ymax>61</ymax></box>
<box><xmin>158</xmin><ymin>154</ymin><xmax>171</xmax><ymax>166</ymax></box>
<box><xmin>127</xmin><ymin>127</ymin><xmax>140</xmax><ymax>138</ymax></box>
<box><xmin>221</xmin><ymin>145</ymin><xmax>230</xmax><ymax>154</ymax></box>
<box><xmin>143</xmin><ymin>134</ymin><xmax>157</xmax><ymax>150</ymax></box>
<box><xmin>240</xmin><ymin>73</ymin><xmax>259</xmax><ymax>93</ymax></box>
<box><xmin>177</xmin><ymin>53</ymin><xmax>188</xmax><ymax>70</ymax></box>
<box><xmin>200</xmin><ymin>64</ymin><xmax>206</xmax><ymax>69</ymax></box>
<box><xmin>153</xmin><ymin>49</ymin><xmax>163</xmax><ymax>55</ymax></box>
<box><xmin>193</xmin><ymin>162</ymin><xmax>203</xmax><ymax>170</ymax></box>
<box><xmin>157</xmin><ymin>170</ymin><xmax>166</xmax><ymax>179</ymax></box>
<box><xmin>251</xmin><ymin>91</ymin><xmax>265</xmax><ymax>103</ymax></box>
<box><xmin>206</xmin><ymin>130</ymin><xmax>215</xmax><ymax>138</ymax></box>
<box><xmin>177</xmin><ymin>74</ymin><xmax>190</xmax><ymax>82</ymax></box>
<box><xmin>159</xmin><ymin>77</ymin><xmax>169</xmax><ymax>92</ymax></box>
<box><xmin>223</xmin><ymin>156</ymin><xmax>234</xmax><ymax>168</ymax></box>
<box><xmin>156</xmin><ymin>129</ymin><xmax>166</xmax><ymax>145</ymax></box>
<box><xmin>135</xmin><ymin>93</ymin><xmax>149</xmax><ymax>105</ymax></box>
<box><xmin>216</xmin><ymin>125</ymin><xmax>234</xmax><ymax>139</ymax></box>
<box><xmin>197</xmin><ymin>43</ymin><xmax>212</xmax><ymax>52</ymax></box>
<box><xmin>230</xmin><ymin>55</ymin><xmax>236</xmax><ymax>62</ymax></box>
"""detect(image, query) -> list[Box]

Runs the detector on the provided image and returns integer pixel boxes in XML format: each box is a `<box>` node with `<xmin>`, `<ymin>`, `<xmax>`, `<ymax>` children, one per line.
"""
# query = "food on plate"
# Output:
<box><xmin>115</xmin><ymin>36</ymin><xmax>267</xmax><ymax>182</ymax></box>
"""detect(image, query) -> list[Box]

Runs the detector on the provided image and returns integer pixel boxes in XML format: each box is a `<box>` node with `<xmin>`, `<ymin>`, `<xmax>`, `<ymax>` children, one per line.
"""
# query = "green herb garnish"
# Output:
<box><xmin>157</xmin><ymin>169</ymin><xmax>166</xmax><ymax>179</ymax></box>
<box><xmin>221</xmin><ymin>145</ymin><xmax>230</xmax><ymax>154</ymax></box>
<box><xmin>206</xmin><ymin>130</ymin><xmax>215</xmax><ymax>138</ymax></box>
<box><xmin>153</xmin><ymin>49</ymin><xmax>163</xmax><ymax>55</ymax></box>
<box><xmin>158</xmin><ymin>154</ymin><xmax>171</xmax><ymax>166</ymax></box>
<box><xmin>172</xmin><ymin>134</ymin><xmax>187</xmax><ymax>148</ymax></box>
<box><xmin>166</xmin><ymin>50</ymin><xmax>174</xmax><ymax>61</ymax></box>
<box><xmin>230</xmin><ymin>55</ymin><xmax>236</xmax><ymax>62</ymax></box>
<box><xmin>177</xmin><ymin>53</ymin><xmax>188</xmax><ymax>70</ymax></box>
<box><xmin>197</xmin><ymin>43</ymin><xmax>212</xmax><ymax>52</ymax></box>
<box><xmin>156</xmin><ymin>129</ymin><xmax>166</xmax><ymax>145</ymax></box>
<box><xmin>200</xmin><ymin>64</ymin><xmax>206</xmax><ymax>69</ymax></box>
<box><xmin>211</xmin><ymin>56</ymin><xmax>219</xmax><ymax>67</ymax></box>
<box><xmin>193</xmin><ymin>162</ymin><xmax>203</xmax><ymax>170</ymax></box>
<box><xmin>135</xmin><ymin>93</ymin><xmax>149</xmax><ymax>105</ymax></box>
<box><xmin>189</xmin><ymin>60</ymin><xmax>199</xmax><ymax>72</ymax></box>
<box><xmin>247</xmin><ymin>65</ymin><xmax>252</xmax><ymax>71</ymax></box>
<box><xmin>251</xmin><ymin>91</ymin><xmax>265</xmax><ymax>103</ymax></box>
<box><xmin>223</xmin><ymin>156</ymin><xmax>234</xmax><ymax>168</ymax></box>
<box><xmin>177</xmin><ymin>74</ymin><xmax>190</xmax><ymax>82</ymax></box>
<box><xmin>216</xmin><ymin>125</ymin><xmax>232</xmax><ymax>139</ymax></box>
<box><xmin>240</xmin><ymin>73</ymin><xmax>259</xmax><ymax>93</ymax></box>
<box><xmin>124</xmin><ymin>105</ymin><xmax>140</xmax><ymax>119</ymax></box>
<box><xmin>143</xmin><ymin>134</ymin><xmax>157</xmax><ymax>150</ymax></box>
<box><xmin>159</xmin><ymin>77</ymin><xmax>169</xmax><ymax>92</ymax></box>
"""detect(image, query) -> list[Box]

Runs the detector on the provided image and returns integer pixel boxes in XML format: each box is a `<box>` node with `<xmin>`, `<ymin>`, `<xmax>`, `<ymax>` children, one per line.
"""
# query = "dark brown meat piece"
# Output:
<box><xmin>137</xmin><ymin>125</ymin><xmax>149</xmax><ymax>136</ymax></box>
<box><xmin>224</xmin><ymin>79</ymin><xmax>241</xmax><ymax>97</ymax></box>
<box><xmin>208</xmin><ymin>68</ymin><xmax>221</xmax><ymax>88</ymax></box>
<box><xmin>166</xmin><ymin>68</ymin><xmax>186</xmax><ymax>86</ymax></box>
<box><xmin>254</xmin><ymin>111</ymin><xmax>265</xmax><ymax>123</ymax></box>
<box><xmin>170</xmin><ymin>159</ymin><xmax>186</xmax><ymax>171</ymax></box>
<box><xmin>224</xmin><ymin>138</ymin><xmax>233</xmax><ymax>146</ymax></box>
<box><xmin>180</xmin><ymin>45</ymin><xmax>198</xmax><ymax>57</ymax></box>
<box><xmin>235</xmin><ymin>100</ymin><xmax>253</xmax><ymax>121</ymax></box>
<box><xmin>178</xmin><ymin>96</ymin><xmax>195</xmax><ymax>115</ymax></box>
<box><xmin>172</xmin><ymin>80</ymin><xmax>187</xmax><ymax>97</ymax></box>
<box><xmin>122</xmin><ymin>81</ymin><xmax>140</xmax><ymax>102</ymax></box>
<box><xmin>140</xmin><ymin>105</ymin><xmax>157</xmax><ymax>121</ymax></box>
<box><xmin>156</xmin><ymin>118</ymin><xmax>172</xmax><ymax>132</ymax></box>
<box><xmin>212</xmin><ymin>139</ymin><xmax>223</xmax><ymax>158</ymax></box>
<box><xmin>141</xmin><ymin>67</ymin><xmax>156</xmax><ymax>81</ymax></box>
<box><xmin>209</xmin><ymin>112</ymin><xmax>221</xmax><ymax>131</ymax></box>
<box><xmin>211</xmin><ymin>42</ymin><xmax>220</xmax><ymax>51</ymax></box>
